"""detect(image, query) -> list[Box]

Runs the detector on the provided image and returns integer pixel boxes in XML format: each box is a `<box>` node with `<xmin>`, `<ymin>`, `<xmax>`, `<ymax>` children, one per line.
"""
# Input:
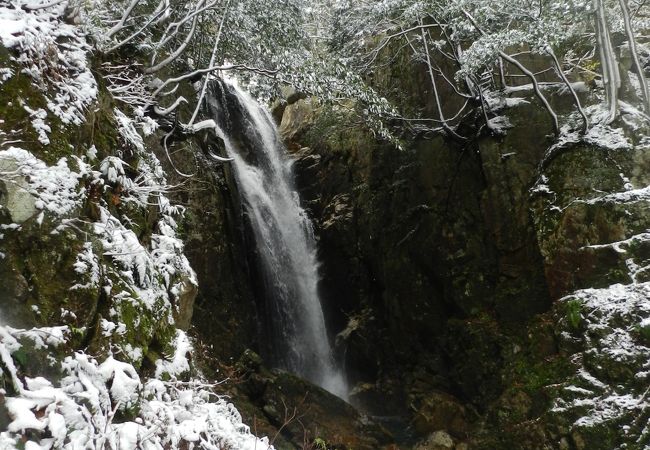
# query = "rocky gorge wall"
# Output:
<box><xmin>2</xmin><ymin>5</ymin><xmax>650</xmax><ymax>447</ymax></box>
<box><xmin>278</xmin><ymin>96</ymin><xmax>553</xmax><ymax>443</ymax></box>
<box><xmin>157</xmin><ymin>66</ymin><xmax>650</xmax><ymax>448</ymax></box>
<box><xmin>272</xmin><ymin>77</ymin><xmax>650</xmax><ymax>449</ymax></box>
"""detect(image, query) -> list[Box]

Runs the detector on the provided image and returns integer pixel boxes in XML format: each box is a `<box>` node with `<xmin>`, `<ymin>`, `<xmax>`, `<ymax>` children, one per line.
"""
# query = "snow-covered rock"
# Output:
<box><xmin>0</xmin><ymin>154</ymin><xmax>37</xmax><ymax>223</ymax></box>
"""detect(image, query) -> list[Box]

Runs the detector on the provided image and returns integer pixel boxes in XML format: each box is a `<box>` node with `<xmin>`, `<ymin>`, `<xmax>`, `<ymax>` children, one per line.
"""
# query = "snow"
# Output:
<box><xmin>504</xmin><ymin>97</ymin><xmax>530</xmax><ymax>107</ymax></box>
<box><xmin>86</xmin><ymin>145</ymin><xmax>98</xmax><ymax>160</ymax></box>
<box><xmin>0</xmin><ymin>142</ymin><xmax>197</xmax><ymax>321</ymax></box>
<box><xmin>46</xmin><ymin>71</ymin><xmax>98</xmax><ymax>125</ymax></box>
<box><xmin>23</xmin><ymin>105</ymin><xmax>51</xmax><ymax>145</ymax></box>
<box><xmin>487</xmin><ymin>115</ymin><xmax>512</xmax><ymax>133</ymax></box>
<box><xmin>544</xmin><ymin>102</ymin><xmax>644</xmax><ymax>162</ymax></box>
<box><xmin>0</xmin><ymin>147</ymin><xmax>88</xmax><ymax>219</ymax></box>
<box><xmin>155</xmin><ymin>330</ymin><xmax>192</xmax><ymax>378</ymax></box>
<box><xmin>96</xmin><ymin>119</ymin><xmax>194</xmax><ymax>301</ymax></box>
<box><xmin>0</xmin><ymin>7</ymin><xmax>49</xmax><ymax>47</ymax></box>
<box><xmin>583</xmin><ymin>123</ymin><xmax>631</xmax><ymax>150</ymax></box>
<box><xmin>122</xmin><ymin>344</ymin><xmax>142</xmax><ymax>361</ymax></box>
<box><xmin>553</xmin><ymin>283</ymin><xmax>650</xmax><ymax>431</ymax></box>
<box><xmin>0</xmin><ymin>67</ymin><xmax>12</xmax><ymax>82</ymax></box>
<box><xmin>99</xmin><ymin>356</ymin><xmax>141</xmax><ymax>406</ymax></box>
<box><xmin>71</xmin><ymin>242</ymin><xmax>101</xmax><ymax>290</ymax></box>
<box><xmin>5</xmin><ymin>325</ymin><xmax>68</xmax><ymax>350</ymax></box>
<box><xmin>483</xmin><ymin>90</ymin><xmax>529</xmax><ymax>112</ymax></box>
<box><xmin>94</xmin><ymin>205</ymin><xmax>176</xmax><ymax>310</ymax></box>
<box><xmin>0</xmin><ymin>2</ymin><xmax>97</xmax><ymax>131</ymax></box>
<box><xmin>583</xmin><ymin>232</ymin><xmax>650</xmax><ymax>253</ymax></box>
<box><xmin>104</xmin><ymin>111</ymin><xmax>198</xmax><ymax>298</ymax></box>
<box><xmin>0</xmin><ymin>4</ymin><xmax>264</xmax><ymax>449</ymax></box>
<box><xmin>100</xmin><ymin>155</ymin><xmax>131</xmax><ymax>186</ymax></box>
<box><xmin>6</xmin><ymin>398</ymin><xmax>48</xmax><ymax>433</ymax></box>
<box><xmin>115</xmin><ymin>108</ymin><xmax>145</xmax><ymax>153</ymax></box>
<box><xmin>585</xmin><ymin>186</ymin><xmax>650</xmax><ymax>205</ymax></box>
<box><xmin>137</xmin><ymin>110</ymin><xmax>159</xmax><ymax>136</ymax></box>
<box><xmin>100</xmin><ymin>319</ymin><xmax>128</xmax><ymax>340</ymax></box>
<box><xmin>0</xmin><ymin>325</ymin><xmax>273</xmax><ymax>450</ymax></box>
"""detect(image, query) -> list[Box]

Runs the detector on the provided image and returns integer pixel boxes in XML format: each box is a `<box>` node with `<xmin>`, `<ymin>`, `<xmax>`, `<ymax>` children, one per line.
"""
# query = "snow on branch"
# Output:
<box><xmin>329</xmin><ymin>0</ymin><xmax>650</xmax><ymax>139</ymax></box>
<box><xmin>0</xmin><ymin>326</ymin><xmax>273</xmax><ymax>450</ymax></box>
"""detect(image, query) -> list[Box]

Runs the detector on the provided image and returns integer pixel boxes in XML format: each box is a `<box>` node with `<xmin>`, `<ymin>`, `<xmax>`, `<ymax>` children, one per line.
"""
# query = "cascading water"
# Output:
<box><xmin>205</xmin><ymin>80</ymin><xmax>348</xmax><ymax>399</ymax></box>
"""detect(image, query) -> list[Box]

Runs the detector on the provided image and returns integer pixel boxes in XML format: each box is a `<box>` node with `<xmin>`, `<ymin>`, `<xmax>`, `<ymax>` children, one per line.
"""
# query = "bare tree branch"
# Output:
<box><xmin>188</xmin><ymin>0</ymin><xmax>232</xmax><ymax>127</ymax></box>
<box><xmin>145</xmin><ymin>14</ymin><xmax>199</xmax><ymax>74</ymax></box>
<box><xmin>547</xmin><ymin>47</ymin><xmax>589</xmax><ymax>133</ymax></box>
<box><xmin>420</xmin><ymin>21</ymin><xmax>467</xmax><ymax>141</ymax></box>
<box><xmin>461</xmin><ymin>8</ymin><xmax>559</xmax><ymax>135</ymax></box>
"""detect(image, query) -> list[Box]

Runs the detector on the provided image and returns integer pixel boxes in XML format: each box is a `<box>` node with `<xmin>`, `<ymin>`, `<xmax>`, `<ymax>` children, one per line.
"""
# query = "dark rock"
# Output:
<box><xmin>231</xmin><ymin>350</ymin><xmax>394</xmax><ymax>450</ymax></box>
<box><xmin>411</xmin><ymin>390</ymin><xmax>469</xmax><ymax>438</ymax></box>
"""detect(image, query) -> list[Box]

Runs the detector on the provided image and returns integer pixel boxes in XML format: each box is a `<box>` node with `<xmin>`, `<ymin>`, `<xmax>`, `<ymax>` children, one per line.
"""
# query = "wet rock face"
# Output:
<box><xmin>280</xmin><ymin>89</ymin><xmax>650</xmax><ymax>447</ymax></box>
<box><xmin>172</xmin><ymin>275</ymin><xmax>198</xmax><ymax>330</ymax></box>
<box><xmin>0</xmin><ymin>258</ymin><xmax>32</xmax><ymax>328</ymax></box>
<box><xmin>283</xmin><ymin>99</ymin><xmax>552</xmax><ymax>404</ymax></box>
<box><xmin>410</xmin><ymin>390</ymin><xmax>469</xmax><ymax>438</ymax></box>
<box><xmin>147</xmin><ymin>127</ymin><xmax>261</xmax><ymax>362</ymax></box>
<box><xmin>414</xmin><ymin>430</ymin><xmax>467</xmax><ymax>450</ymax></box>
<box><xmin>532</xmin><ymin>142</ymin><xmax>650</xmax><ymax>298</ymax></box>
<box><xmin>222</xmin><ymin>349</ymin><xmax>394</xmax><ymax>450</ymax></box>
<box><xmin>476</xmin><ymin>104</ymin><xmax>554</xmax><ymax>323</ymax></box>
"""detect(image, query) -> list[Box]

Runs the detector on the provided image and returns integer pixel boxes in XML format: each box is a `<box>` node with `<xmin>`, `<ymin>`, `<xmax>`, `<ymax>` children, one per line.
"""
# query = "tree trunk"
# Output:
<box><xmin>618</xmin><ymin>0</ymin><xmax>650</xmax><ymax>113</ymax></box>
<box><xmin>594</xmin><ymin>0</ymin><xmax>621</xmax><ymax>123</ymax></box>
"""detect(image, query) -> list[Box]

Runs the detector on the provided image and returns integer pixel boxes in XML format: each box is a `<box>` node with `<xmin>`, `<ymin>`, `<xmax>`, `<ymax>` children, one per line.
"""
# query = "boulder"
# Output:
<box><xmin>0</xmin><ymin>155</ymin><xmax>37</xmax><ymax>223</ymax></box>
<box><xmin>232</xmin><ymin>350</ymin><xmax>394</xmax><ymax>450</ymax></box>
<box><xmin>414</xmin><ymin>431</ymin><xmax>457</xmax><ymax>450</ymax></box>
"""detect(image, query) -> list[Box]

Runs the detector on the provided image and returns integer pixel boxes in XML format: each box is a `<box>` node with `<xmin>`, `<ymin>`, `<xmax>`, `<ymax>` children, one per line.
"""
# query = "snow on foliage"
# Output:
<box><xmin>114</xmin><ymin>109</ymin><xmax>146</xmax><ymax>154</ymax></box>
<box><xmin>95</xmin><ymin>207</ymin><xmax>162</xmax><ymax>297</ymax></box>
<box><xmin>107</xmin><ymin>108</ymin><xmax>198</xmax><ymax>295</ymax></box>
<box><xmin>0</xmin><ymin>141</ymin><xmax>195</xmax><ymax>317</ymax></box>
<box><xmin>0</xmin><ymin>2</ymin><xmax>97</xmax><ymax>129</ymax></box>
<box><xmin>71</xmin><ymin>242</ymin><xmax>101</xmax><ymax>290</ymax></box>
<box><xmin>0</xmin><ymin>4</ymin><xmax>269</xmax><ymax>449</ymax></box>
<box><xmin>0</xmin><ymin>325</ymin><xmax>272</xmax><ymax>450</ymax></box>
<box><xmin>154</xmin><ymin>330</ymin><xmax>192</xmax><ymax>378</ymax></box>
<box><xmin>23</xmin><ymin>106</ymin><xmax>51</xmax><ymax>145</ymax></box>
<box><xmin>331</xmin><ymin>0</ymin><xmax>650</xmax><ymax>140</ymax></box>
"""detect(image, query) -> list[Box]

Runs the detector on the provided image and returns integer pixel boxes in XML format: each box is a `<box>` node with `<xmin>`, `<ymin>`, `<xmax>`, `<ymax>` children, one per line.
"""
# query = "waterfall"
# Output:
<box><xmin>205</xmin><ymin>80</ymin><xmax>348</xmax><ymax>399</ymax></box>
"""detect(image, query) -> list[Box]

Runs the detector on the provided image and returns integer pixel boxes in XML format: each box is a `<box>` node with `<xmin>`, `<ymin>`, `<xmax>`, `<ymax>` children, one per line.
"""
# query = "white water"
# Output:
<box><xmin>209</xmin><ymin>82</ymin><xmax>347</xmax><ymax>399</ymax></box>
